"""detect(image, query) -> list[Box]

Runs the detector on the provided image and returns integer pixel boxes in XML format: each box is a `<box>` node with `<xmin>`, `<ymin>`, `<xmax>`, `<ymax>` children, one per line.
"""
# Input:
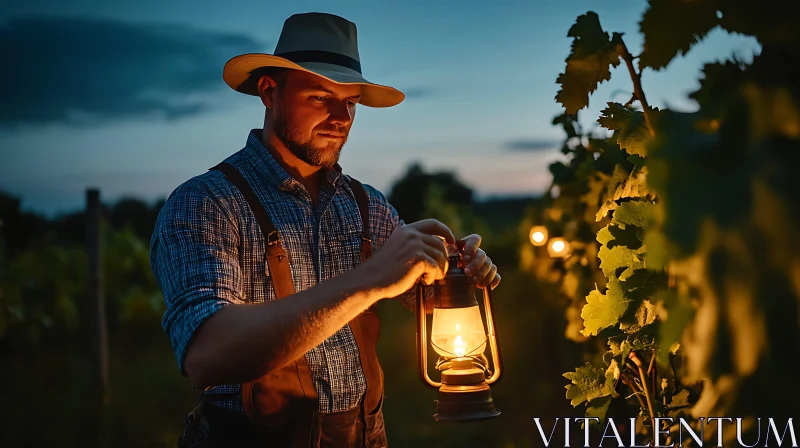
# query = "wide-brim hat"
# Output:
<box><xmin>223</xmin><ymin>12</ymin><xmax>404</xmax><ymax>108</ymax></box>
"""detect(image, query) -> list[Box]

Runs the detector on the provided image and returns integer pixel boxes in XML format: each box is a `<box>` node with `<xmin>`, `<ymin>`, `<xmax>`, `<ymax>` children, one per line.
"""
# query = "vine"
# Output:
<box><xmin>539</xmin><ymin>1</ymin><xmax>800</xmax><ymax>444</ymax></box>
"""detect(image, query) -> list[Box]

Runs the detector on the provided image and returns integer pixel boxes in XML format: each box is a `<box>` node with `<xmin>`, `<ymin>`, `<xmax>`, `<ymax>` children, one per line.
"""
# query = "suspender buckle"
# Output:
<box><xmin>266</xmin><ymin>230</ymin><xmax>282</xmax><ymax>246</ymax></box>
<box><xmin>360</xmin><ymin>233</ymin><xmax>372</xmax><ymax>245</ymax></box>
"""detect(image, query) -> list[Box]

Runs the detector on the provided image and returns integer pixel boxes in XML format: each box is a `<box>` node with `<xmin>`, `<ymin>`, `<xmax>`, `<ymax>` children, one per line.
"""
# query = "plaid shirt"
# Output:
<box><xmin>150</xmin><ymin>129</ymin><xmax>412</xmax><ymax>414</ymax></box>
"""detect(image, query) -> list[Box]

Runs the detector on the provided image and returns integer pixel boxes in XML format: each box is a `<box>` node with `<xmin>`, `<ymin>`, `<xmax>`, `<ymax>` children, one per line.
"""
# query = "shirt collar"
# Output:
<box><xmin>242</xmin><ymin>129</ymin><xmax>345</xmax><ymax>193</ymax></box>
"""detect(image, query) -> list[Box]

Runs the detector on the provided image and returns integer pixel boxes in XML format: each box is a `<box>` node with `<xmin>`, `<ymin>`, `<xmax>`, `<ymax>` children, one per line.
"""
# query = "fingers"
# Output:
<box><xmin>463</xmin><ymin>249</ymin><xmax>486</xmax><ymax>277</ymax></box>
<box><xmin>464</xmin><ymin>248</ymin><xmax>496</xmax><ymax>288</ymax></box>
<box><xmin>490</xmin><ymin>273</ymin><xmax>501</xmax><ymax>290</ymax></box>
<box><xmin>408</xmin><ymin>219</ymin><xmax>456</xmax><ymax>243</ymax></box>
<box><xmin>471</xmin><ymin>258</ymin><xmax>496</xmax><ymax>288</ymax></box>
<box><xmin>422</xmin><ymin>243</ymin><xmax>448</xmax><ymax>272</ymax></box>
<box><xmin>419</xmin><ymin>233</ymin><xmax>448</xmax><ymax>256</ymax></box>
<box><xmin>461</xmin><ymin>234</ymin><xmax>482</xmax><ymax>262</ymax></box>
<box><xmin>418</xmin><ymin>251</ymin><xmax>446</xmax><ymax>285</ymax></box>
<box><xmin>413</xmin><ymin>233</ymin><xmax>448</xmax><ymax>285</ymax></box>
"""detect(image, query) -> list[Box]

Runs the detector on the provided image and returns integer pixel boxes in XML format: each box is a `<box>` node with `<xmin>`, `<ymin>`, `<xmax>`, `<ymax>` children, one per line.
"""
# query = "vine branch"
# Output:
<box><xmin>629</xmin><ymin>351</ymin><xmax>657</xmax><ymax>432</ymax></box>
<box><xmin>648</xmin><ymin>349</ymin><xmax>657</xmax><ymax>403</ymax></box>
<box><xmin>617</xmin><ymin>42</ymin><xmax>655</xmax><ymax>136</ymax></box>
<box><xmin>622</xmin><ymin>375</ymin><xmax>647</xmax><ymax>411</ymax></box>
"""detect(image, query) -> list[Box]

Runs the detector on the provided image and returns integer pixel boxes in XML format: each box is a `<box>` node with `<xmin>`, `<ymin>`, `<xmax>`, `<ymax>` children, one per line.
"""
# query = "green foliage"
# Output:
<box><xmin>638</xmin><ymin>0</ymin><xmax>719</xmax><ymax>70</ymax></box>
<box><xmin>105</xmin><ymin>227</ymin><xmax>165</xmax><ymax>324</ymax></box>
<box><xmin>563</xmin><ymin>362</ymin><xmax>617</xmax><ymax>407</ymax></box>
<box><xmin>581</xmin><ymin>279</ymin><xmax>629</xmax><ymax>336</ymax></box>
<box><xmin>551</xmin><ymin>2</ymin><xmax>800</xmax><ymax>442</ymax></box>
<box><xmin>520</xmin><ymin>111</ymin><xmax>630</xmax><ymax>342</ymax></box>
<box><xmin>0</xmin><ymin>196</ymin><xmax>166</xmax><ymax>349</ymax></box>
<box><xmin>556</xmin><ymin>12</ymin><xmax>623</xmax><ymax>114</ymax></box>
<box><xmin>598</xmin><ymin>103</ymin><xmax>652</xmax><ymax>157</ymax></box>
<box><xmin>1</xmin><ymin>241</ymin><xmax>86</xmax><ymax>346</ymax></box>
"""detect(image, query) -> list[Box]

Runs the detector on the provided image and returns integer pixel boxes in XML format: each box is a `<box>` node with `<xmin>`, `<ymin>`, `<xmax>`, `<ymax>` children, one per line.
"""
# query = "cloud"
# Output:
<box><xmin>400</xmin><ymin>87</ymin><xmax>433</xmax><ymax>99</ymax></box>
<box><xmin>503</xmin><ymin>138</ymin><xmax>560</xmax><ymax>152</ymax></box>
<box><xmin>0</xmin><ymin>16</ymin><xmax>263</xmax><ymax>128</ymax></box>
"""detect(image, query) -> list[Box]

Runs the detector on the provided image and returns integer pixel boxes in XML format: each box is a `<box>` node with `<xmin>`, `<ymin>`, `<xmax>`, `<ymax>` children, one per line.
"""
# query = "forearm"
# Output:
<box><xmin>185</xmin><ymin>267</ymin><xmax>379</xmax><ymax>388</ymax></box>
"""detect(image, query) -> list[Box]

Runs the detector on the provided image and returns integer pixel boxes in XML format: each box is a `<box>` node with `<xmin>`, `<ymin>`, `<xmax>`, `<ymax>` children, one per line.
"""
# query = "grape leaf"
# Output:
<box><xmin>717</xmin><ymin>1</ymin><xmax>800</xmax><ymax>47</ymax></box>
<box><xmin>596</xmin><ymin>169</ymin><xmax>653</xmax><ymax>221</ymax></box>
<box><xmin>598</xmin><ymin>102</ymin><xmax>635</xmax><ymax>130</ymax></box>
<box><xmin>564</xmin><ymin>363</ymin><xmax>613</xmax><ymax>406</ymax></box>
<box><xmin>666</xmin><ymin>389</ymin><xmax>692</xmax><ymax>418</ymax></box>
<box><xmin>606</xmin><ymin>165</ymin><xmax>631</xmax><ymax>195</ymax></box>
<box><xmin>608</xmin><ymin>327</ymin><xmax>657</xmax><ymax>368</ymax></box>
<box><xmin>585</xmin><ymin>395</ymin><xmax>613</xmax><ymax>426</ymax></box>
<box><xmin>622</xmin><ymin>269</ymin><xmax>668</xmax><ymax>301</ymax></box>
<box><xmin>582</xmin><ymin>278</ymin><xmax>630</xmax><ymax>336</ymax></box>
<box><xmin>618</xmin><ymin>260</ymin><xmax>646</xmax><ymax>281</ymax></box>
<box><xmin>619</xmin><ymin>115</ymin><xmax>651</xmax><ymax>157</ymax></box>
<box><xmin>553</xmin><ymin>112</ymin><xmax>581</xmax><ymax>139</ymax></box>
<box><xmin>638</xmin><ymin>0</ymin><xmax>719</xmax><ymax>70</ymax></box>
<box><xmin>619</xmin><ymin>299</ymin><xmax>656</xmax><ymax>333</ymax></box>
<box><xmin>598</xmin><ymin>102</ymin><xmax>653</xmax><ymax>157</ymax></box>
<box><xmin>591</xmin><ymin>136</ymin><xmax>633</xmax><ymax>171</ymax></box>
<box><xmin>628</xmin><ymin>154</ymin><xmax>646</xmax><ymax>170</ymax></box>
<box><xmin>619</xmin><ymin>268</ymin><xmax>666</xmax><ymax>332</ymax></box>
<box><xmin>643</xmin><ymin>229</ymin><xmax>669</xmax><ymax>270</ymax></box>
<box><xmin>597</xmin><ymin>226</ymin><xmax>613</xmax><ymax>246</ymax></box>
<box><xmin>612</xmin><ymin>200</ymin><xmax>654</xmax><ymax>229</ymax></box>
<box><xmin>581</xmin><ymin>172</ymin><xmax>610</xmax><ymax>212</ymax></box>
<box><xmin>598</xmin><ymin>244</ymin><xmax>644</xmax><ymax>278</ymax></box>
<box><xmin>689</xmin><ymin>61</ymin><xmax>748</xmax><ymax>111</ymax></box>
<box><xmin>605</xmin><ymin>359</ymin><xmax>621</xmax><ymax>396</ymax></box>
<box><xmin>556</xmin><ymin>12</ymin><xmax>623</xmax><ymax>114</ymax></box>
<box><xmin>597</xmin><ymin>222</ymin><xmax>647</xmax><ymax>279</ymax></box>
<box><xmin>607</xmin><ymin>338</ymin><xmax>633</xmax><ymax>363</ymax></box>
<box><xmin>549</xmin><ymin>161</ymin><xmax>576</xmax><ymax>185</ymax></box>
<box><xmin>656</xmin><ymin>291</ymin><xmax>695</xmax><ymax>364</ymax></box>
<box><xmin>581</xmin><ymin>360</ymin><xmax>618</xmax><ymax>427</ymax></box>
<box><xmin>607</xmin><ymin>224</ymin><xmax>644</xmax><ymax>250</ymax></box>
<box><xmin>669</xmin><ymin>389</ymin><xmax>691</xmax><ymax>407</ymax></box>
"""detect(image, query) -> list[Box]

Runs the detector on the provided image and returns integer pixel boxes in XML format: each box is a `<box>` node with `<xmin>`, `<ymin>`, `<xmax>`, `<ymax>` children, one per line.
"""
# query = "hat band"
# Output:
<box><xmin>275</xmin><ymin>50</ymin><xmax>362</xmax><ymax>74</ymax></box>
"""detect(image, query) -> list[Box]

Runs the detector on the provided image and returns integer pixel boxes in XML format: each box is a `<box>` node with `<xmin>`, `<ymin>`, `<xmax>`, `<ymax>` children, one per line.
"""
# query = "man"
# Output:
<box><xmin>150</xmin><ymin>12</ymin><xmax>501</xmax><ymax>447</ymax></box>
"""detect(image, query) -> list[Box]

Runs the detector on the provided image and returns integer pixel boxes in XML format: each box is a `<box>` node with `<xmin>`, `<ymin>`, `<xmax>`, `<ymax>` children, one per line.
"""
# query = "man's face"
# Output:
<box><xmin>269</xmin><ymin>70</ymin><xmax>361</xmax><ymax>168</ymax></box>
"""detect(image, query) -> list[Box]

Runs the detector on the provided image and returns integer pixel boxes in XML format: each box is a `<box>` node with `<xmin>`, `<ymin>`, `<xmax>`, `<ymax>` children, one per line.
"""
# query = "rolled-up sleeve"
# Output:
<box><xmin>150</xmin><ymin>178</ymin><xmax>243</xmax><ymax>374</ymax></box>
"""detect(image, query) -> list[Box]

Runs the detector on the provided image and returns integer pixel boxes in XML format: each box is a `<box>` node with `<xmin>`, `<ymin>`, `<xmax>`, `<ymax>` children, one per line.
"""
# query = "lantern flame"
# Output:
<box><xmin>454</xmin><ymin>335</ymin><xmax>466</xmax><ymax>357</ymax></box>
<box><xmin>431</xmin><ymin>306</ymin><xmax>487</xmax><ymax>358</ymax></box>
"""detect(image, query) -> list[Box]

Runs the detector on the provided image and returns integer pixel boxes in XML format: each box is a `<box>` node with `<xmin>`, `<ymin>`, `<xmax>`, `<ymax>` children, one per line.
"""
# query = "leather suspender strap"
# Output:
<box><xmin>347</xmin><ymin>176</ymin><xmax>373</xmax><ymax>262</ymax></box>
<box><xmin>344</xmin><ymin>176</ymin><xmax>385</xmax><ymax>446</ymax></box>
<box><xmin>211</xmin><ymin>162</ymin><xmax>381</xmax><ymax>446</ymax></box>
<box><xmin>212</xmin><ymin>162</ymin><xmax>294</xmax><ymax>298</ymax></box>
<box><xmin>211</xmin><ymin>162</ymin><xmax>313</xmax><ymax>438</ymax></box>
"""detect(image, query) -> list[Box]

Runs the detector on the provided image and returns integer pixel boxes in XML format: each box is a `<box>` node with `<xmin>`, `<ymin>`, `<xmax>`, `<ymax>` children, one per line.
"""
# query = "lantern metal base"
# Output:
<box><xmin>432</xmin><ymin>360</ymin><xmax>501</xmax><ymax>422</ymax></box>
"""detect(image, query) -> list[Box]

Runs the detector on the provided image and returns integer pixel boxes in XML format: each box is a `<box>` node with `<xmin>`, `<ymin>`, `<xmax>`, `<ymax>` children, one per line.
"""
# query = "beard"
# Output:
<box><xmin>273</xmin><ymin>114</ymin><xmax>348</xmax><ymax>168</ymax></box>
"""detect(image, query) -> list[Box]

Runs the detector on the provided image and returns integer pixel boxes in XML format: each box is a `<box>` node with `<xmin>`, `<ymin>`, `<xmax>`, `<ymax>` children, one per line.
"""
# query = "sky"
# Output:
<box><xmin>0</xmin><ymin>0</ymin><xmax>760</xmax><ymax>216</ymax></box>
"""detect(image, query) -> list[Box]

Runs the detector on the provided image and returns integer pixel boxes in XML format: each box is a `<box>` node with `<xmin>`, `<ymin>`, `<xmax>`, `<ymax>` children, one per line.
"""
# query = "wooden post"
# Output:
<box><xmin>87</xmin><ymin>188</ymin><xmax>110</xmax><ymax>407</ymax></box>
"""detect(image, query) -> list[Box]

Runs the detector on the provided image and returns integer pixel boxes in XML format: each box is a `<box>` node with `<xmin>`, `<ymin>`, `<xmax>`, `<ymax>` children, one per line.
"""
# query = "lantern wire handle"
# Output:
<box><xmin>483</xmin><ymin>286</ymin><xmax>503</xmax><ymax>385</ymax></box>
<box><xmin>416</xmin><ymin>282</ymin><xmax>442</xmax><ymax>389</ymax></box>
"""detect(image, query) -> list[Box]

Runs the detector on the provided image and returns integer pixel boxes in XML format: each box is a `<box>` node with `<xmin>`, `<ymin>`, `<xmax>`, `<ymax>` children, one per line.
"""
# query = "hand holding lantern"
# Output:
<box><xmin>416</xmin><ymin>240</ymin><xmax>503</xmax><ymax>422</ymax></box>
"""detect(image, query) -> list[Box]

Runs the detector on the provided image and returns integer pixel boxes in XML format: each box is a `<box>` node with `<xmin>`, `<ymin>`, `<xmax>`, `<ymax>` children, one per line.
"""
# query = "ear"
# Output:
<box><xmin>257</xmin><ymin>75</ymin><xmax>279</xmax><ymax>109</ymax></box>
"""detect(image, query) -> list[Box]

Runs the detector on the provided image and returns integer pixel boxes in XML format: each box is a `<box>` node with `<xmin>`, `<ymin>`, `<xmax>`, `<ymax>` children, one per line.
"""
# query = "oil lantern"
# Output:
<box><xmin>415</xmin><ymin>241</ymin><xmax>503</xmax><ymax>422</ymax></box>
